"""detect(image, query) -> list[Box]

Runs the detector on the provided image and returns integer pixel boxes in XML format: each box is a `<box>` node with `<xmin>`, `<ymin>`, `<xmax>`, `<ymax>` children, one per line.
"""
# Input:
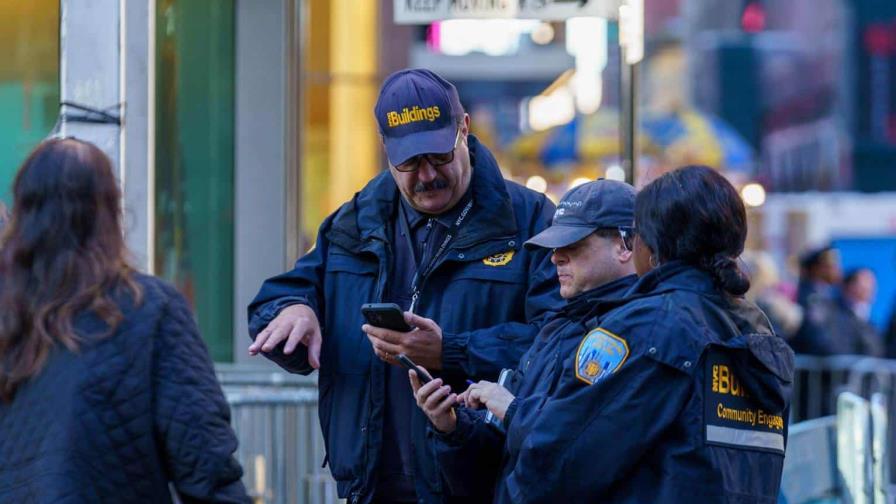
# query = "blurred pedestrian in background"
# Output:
<box><xmin>832</xmin><ymin>268</ymin><xmax>883</xmax><ymax>357</ymax></box>
<box><xmin>790</xmin><ymin>246</ymin><xmax>844</xmax><ymax>355</ymax></box>
<box><xmin>791</xmin><ymin>247</ymin><xmax>884</xmax><ymax>357</ymax></box>
<box><xmin>741</xmin><ymin>250</ymin><xmax>803</xmax><ymax>341</ymax></box>
<box><xmin>0</xmin><ymin>139</ymin><xmax>248</xmax><ymax>503</ymax></box>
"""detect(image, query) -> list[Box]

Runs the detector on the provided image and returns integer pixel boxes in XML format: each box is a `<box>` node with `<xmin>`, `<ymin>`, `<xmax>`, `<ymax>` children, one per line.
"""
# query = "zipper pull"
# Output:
<box><xmin>409</xmin><ymin>291</ymin><xmax>419</xmax><ymax>314</ymax></box>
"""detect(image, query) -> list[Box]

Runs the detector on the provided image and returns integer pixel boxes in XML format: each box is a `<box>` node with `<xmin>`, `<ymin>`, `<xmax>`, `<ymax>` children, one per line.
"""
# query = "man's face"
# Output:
<box><xmin>846</xmin><ymin>269</ymin><xmax>877</xmax><ymax>304</ymax></box>
<box><xmin>551</xmin><ymin>231</ymin><xmax>633</xmax><ymax>299</ymax></box>
<box><xmin>389</xmin><ymin>116</ymin><xmax>473</xmax><ymax>215</ymax></box>
<box><xmin>818</xmin><ymin>250</ymin><xmax>843</xmax><ymax>284</ymax></box>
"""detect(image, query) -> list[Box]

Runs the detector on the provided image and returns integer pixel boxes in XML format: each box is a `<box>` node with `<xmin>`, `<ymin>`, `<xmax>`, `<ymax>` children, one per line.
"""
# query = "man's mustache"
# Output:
<box><xmin>414</xmin><ymin>179</ymin><xmax>449</xmax><ymax>193</ymax></box>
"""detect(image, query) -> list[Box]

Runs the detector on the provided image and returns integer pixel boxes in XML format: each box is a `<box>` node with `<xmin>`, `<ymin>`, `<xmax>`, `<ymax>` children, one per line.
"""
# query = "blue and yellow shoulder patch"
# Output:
<box><xmin>575</xmin><ymin>328</ymin><xmax>630</xmax><ymax>385</ymax></box>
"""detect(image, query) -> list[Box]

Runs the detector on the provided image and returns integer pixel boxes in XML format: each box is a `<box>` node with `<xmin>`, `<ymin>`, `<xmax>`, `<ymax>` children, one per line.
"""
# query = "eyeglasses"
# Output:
<box><xmin>618</xmin><ymin>227</ymin><xmax>635</xmax><ymax>252</ymax></box>
<box><xmin>394</xmin><ymin>130</ymin><xmax>462</xmax><ymax>173</ymax></box>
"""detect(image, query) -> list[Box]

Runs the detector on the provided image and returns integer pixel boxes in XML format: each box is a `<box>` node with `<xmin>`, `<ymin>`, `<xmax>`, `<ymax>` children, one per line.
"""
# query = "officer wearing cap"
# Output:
<box><xmin>247</xmin><ymin>68</ymin><xmax>561</xmax><ymax>504</ymax></box>
<box><xmin>411</xmin><ymin>179</ymin><xmax>638</xmax><ymax>503</ymax></box>
<box><xmin>459</xmin><ymin>166</ymin><xmax>793</xmax><ymax>503</ymax></box>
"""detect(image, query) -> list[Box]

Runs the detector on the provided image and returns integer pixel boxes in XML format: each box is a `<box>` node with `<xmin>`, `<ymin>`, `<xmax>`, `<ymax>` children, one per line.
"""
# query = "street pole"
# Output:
<box><xmin>620</xmin><ymin>53</ymin><xmax>638</xmax><ymax>185</ymax></box>
<box><xmin>618</xmin><ymin>0</ymin><xmax>643</xmax><ymax>186</ymax></box>
<box><xmin>60</xmin><ymin>0</ymin><xmax>154</xmax><ymax>271</ymax></box>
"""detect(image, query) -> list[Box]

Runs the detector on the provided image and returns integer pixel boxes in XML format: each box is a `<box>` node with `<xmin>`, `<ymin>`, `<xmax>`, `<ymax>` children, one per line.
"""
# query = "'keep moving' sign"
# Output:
<box><xmin>394</xmin><ymin>0</ymin><xmax>622</xmax><ymax>25</ymax></box>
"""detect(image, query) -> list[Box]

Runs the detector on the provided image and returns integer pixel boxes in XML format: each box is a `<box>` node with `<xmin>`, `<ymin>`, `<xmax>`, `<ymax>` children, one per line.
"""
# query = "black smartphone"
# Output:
<box><xmin>361</xmin><ymin>303</ymin><xmax>414</xmax><ymax>332</ymax></box>
<box><xmin>396</xmin><ymin>354</ymin><xmax>432</xmax><ymax>384</ymax></box>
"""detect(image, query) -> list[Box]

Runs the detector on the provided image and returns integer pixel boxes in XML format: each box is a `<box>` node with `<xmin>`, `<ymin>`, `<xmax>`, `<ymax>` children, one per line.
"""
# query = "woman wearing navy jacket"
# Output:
<box><xmin>0</xmin><ymin>139</ymin><xmax>248</xmax><ymax>503</ymax></box>
<box><xmin>416</xmin><ymin>165</ymin><xmax>794</xmax><ymax>503</ymax></box>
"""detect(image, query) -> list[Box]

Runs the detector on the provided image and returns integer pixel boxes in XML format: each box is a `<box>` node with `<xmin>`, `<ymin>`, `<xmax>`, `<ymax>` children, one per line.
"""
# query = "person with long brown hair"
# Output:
<box><xmin>0</xmin><ymin>138</ymin><xmax>249</xmax><ymax>503</ymax></box>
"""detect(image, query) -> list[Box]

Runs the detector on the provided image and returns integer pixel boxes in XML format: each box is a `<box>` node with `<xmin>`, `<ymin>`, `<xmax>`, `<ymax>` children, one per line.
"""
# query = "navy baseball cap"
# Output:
<box><xmin>375</xmin><ymin>68</ymin><xmax>465</xmax><ymax>166</ymax></box>
<box><xmin>525</xmin><ymin>179</ymin><xmax>636</xmax><ymax>250</ymax></box>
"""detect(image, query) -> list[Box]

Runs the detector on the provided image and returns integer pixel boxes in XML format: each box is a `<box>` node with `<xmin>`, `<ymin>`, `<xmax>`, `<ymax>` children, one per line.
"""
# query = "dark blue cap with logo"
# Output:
<box><xmin>525</xmin><ymin>179</ymin><xmax>636</xmax><ymax>250</ymax></box>
<box><xmin>375</xmin><ymin>68</ymin><xmax>465</xmax><ymax>166</ymax></box>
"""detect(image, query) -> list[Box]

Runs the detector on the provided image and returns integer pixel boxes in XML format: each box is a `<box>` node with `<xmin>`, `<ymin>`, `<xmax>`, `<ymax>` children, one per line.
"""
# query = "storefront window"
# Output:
<box><xmin>299</xmin><ymin>0</ymin><xmax>380</xmax><ymax>252</ymax></box>
<box><xmin>0</xmin><ymin>1</ymin><xmax>59</xmax><ymax>204</ymax></box>
<box><xmin>155</xmin><ymin>0</ymin><xmax>235</xmax><ymax>361</ymax></box>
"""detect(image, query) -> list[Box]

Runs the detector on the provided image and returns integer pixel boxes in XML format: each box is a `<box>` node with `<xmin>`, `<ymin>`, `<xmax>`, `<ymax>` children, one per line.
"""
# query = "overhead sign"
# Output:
<box><xmin>394</xmin><ymin>0</ymin><xmax>621</xmax><ymax>24</ymax></box>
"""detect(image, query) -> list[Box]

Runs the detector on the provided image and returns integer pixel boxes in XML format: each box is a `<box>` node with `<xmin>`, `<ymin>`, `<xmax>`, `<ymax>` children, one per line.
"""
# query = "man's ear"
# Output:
<box><xmin>617</xmin><ymin>238</ymin><xmax>634</xmax><ymax>263</ymax></box>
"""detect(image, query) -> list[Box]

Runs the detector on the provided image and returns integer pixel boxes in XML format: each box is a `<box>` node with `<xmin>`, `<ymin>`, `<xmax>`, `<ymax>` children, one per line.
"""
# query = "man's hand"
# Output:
<box><xmin>459</xmin><ymin>380</ymin><xmax>515</xmax><ymax>422</ymax></box>
<box><xmin>363</xmin><ymin>312</ymin><xmax>442</xmax><ymax>370</ymax></box>
<box><xmin>410</xmin><ymin>368</ymin><xmax>457</xmax><ymax>433</ymax></box>
<box><xmin>248</xmin><ymin>304</ymin><xmax>322</xmax><ymax>369</ymax></box>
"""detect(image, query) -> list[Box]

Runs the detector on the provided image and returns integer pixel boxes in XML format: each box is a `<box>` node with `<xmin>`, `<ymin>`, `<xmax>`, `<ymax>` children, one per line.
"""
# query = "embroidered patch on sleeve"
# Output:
<box><xmin>704</xmin><ymin>349</ymin><xmax>785</xmax><ymax>454</ymax></box>
<box><xmin>575</xmin><ymin>328</ymin><xmax>630</xmax><ymax>385</ymax></box>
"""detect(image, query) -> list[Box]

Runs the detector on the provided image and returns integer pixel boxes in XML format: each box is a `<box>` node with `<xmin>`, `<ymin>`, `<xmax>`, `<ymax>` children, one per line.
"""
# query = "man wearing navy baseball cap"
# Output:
<box><xmin>412</xmin><ymin>179</ymin><xmax>639</xmax><ymax>502</ymax></box>
<box><xmin>524</xmin><ymin>179</ymin><xmax>638</xmax><ymax>298</ymax></box>
<box><xmin>248</xmin><ymin>68</ymin><xmax>562</xmax><ymax>504</ymax></box>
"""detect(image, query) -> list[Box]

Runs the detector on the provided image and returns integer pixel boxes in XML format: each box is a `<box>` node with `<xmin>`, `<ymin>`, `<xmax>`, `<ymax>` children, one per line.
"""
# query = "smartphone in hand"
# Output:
<box><xmin>361</xmin><ymin>303</ymin><xmax>414</xmax><ymax>332</ymax></box>
<box><xmin>396</xmin><ymin>353</ymin><xmax>432</xmax><ymax>384</ymax></box>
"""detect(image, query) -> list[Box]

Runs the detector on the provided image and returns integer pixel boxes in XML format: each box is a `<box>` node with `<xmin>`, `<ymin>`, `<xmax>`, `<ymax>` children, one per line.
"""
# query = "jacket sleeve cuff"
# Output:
<box><xmin>431</xmin><ymin>407</ymin><xmax>477</xmax><ymax>446</ymax></box>
<box><xmin>251</xmin><ymin>296</ymin><xmax>318</xmax><ymax>336</ymax></box>
<box><xmin>441</xmin><ymin>331</ymin><xmax>469</xmax><ymax>374</ymax></box>
<box><xmin>502</xmin><ymin>398</ymin><xmax>519</xmax><ymax>430</ymax></box>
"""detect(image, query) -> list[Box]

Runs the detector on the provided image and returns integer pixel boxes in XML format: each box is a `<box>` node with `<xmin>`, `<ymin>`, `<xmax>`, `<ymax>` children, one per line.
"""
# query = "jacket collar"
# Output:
<box><xmin>580</xmin><ymin>261</ymin><xmax>719</xmax><ymax>323</ymax></box>
<box><xmin>626</xmin><ymin>260</ymin><xmax>718</xmax><ymax>297</ymax></box>
<box><xmin>563</xmin><ymin>274</ymin><xmax>638</xmax><ymax>316</ymax></box>
<box><xmin>327</xmin><ymin>134</ymin><xmax>517</xmax><ymax>251</ymax></box>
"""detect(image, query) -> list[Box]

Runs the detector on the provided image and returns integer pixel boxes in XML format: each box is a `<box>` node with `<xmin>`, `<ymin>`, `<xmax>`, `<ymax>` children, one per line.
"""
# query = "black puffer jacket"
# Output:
<box><xmin>0</xmin><ymin>274</ymin><xmax>249</xmax><ymax>503</ymax></box>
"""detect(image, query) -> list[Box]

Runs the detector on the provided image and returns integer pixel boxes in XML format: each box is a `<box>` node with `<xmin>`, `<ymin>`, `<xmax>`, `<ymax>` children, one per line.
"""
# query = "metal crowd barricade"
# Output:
<box><xmin>216</xmin><ymin>362</ymin><xmax>319</xmax><ymax>389</ymax></box>
<box><xmin>216</xmin><ymin>364</ymin><xmax>340</xmax><ymax>504</ymax></box>
<box><xmin>780</xmin><ymin>415</ymin><xmax>839</xmax><ymax>503</ymax></box>
<box><xmin>793</xmin><ymin>355</ymin><xmax>896</xmax><ymax>493</ymax></box>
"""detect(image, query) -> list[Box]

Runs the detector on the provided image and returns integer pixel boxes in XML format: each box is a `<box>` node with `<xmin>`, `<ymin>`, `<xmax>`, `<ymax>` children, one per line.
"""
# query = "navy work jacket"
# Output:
<box><xmin>444</xmin><ymin>262</ymin><xmax>795</xmax><ymax>503</ymax></box>
<box><xmin>247</xmin><ymin>136</ymin><xmax>561</xmax><ymax>504</ymax></box>
<box><xmin>433</xmin><ymin>274</ymin><xmax>638</xmax><ymax>502</ymax></box>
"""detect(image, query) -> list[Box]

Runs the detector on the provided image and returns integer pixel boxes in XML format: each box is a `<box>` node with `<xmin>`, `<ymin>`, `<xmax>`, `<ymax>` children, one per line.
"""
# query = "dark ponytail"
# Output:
<box><xmin>635</xmin><ymin>165</ymin><xmax>751</xmax><ymax>296</ymax></box>
<box><xmin>703</xmin><ymin>254</ymin><xmax>750</xmax><ymax>296</ymax></box>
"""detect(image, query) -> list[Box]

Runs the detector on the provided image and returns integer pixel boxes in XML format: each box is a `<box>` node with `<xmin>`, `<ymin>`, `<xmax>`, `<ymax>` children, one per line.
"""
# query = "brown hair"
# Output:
<box><xmin>0</xmin><ymin>138</ymin><xmax>141</xmax><ymax>401</ymax></box>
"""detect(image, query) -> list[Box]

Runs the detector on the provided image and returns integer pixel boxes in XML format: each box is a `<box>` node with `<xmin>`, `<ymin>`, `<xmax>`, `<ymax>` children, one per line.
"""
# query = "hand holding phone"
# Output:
<box><xmin>396</xmin><ymin>354</ymin><xmax>432</xmax><ymax>384</ymax></box>
<box><xmin>405</xmin><ymin>354</ymin><xmax>457</xmax><ymax>433</ymax></box>
<box><xmin>361</xmin><ymin>303</ymin><xmax>414</xmax><ymax>332</ymax></box>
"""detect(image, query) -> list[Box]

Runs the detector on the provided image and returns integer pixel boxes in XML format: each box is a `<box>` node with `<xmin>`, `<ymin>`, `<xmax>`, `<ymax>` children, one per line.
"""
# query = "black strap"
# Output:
<box><xmin>402</xmin><ymin>198</ymin><xmax>474</xmax><ymax>313</ymax></box>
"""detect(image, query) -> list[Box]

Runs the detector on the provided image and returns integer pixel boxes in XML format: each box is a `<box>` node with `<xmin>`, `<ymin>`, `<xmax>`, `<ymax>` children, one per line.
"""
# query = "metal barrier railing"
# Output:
<box><xmin>794</xmin><ymin>355</ymin><xmax>896</xmax><ymax>490</ymax></box>
<box><xmin>793</xmin><ymin>355</ymin><xmax>896</xmax><ymax>422</ymax></box>
<box><xmin>217</xmin><ymin>365</ymin><xmax>339</xmax><ymax>504</ymax></box>
<box><xmin>216</xmin><ymin>363</ymin><xmax>318</xmax><ymax>388</ymax></box>
<box><xmin>781</xmin><ymin>415</ymin><xmax>839</xmax><ymax>503</ymax></box>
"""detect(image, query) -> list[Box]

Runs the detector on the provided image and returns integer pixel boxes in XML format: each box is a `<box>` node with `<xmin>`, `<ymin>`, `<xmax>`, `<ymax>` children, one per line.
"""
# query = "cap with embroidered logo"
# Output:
<box><xmin>375</xmin><ymin>68</ymin><xmax>465</xmax><ymax>167</ymax></box>
<box><xmin>525</xmin><ymin>179</ymin><xmax>636</xmax><ymax>250</ymax></box>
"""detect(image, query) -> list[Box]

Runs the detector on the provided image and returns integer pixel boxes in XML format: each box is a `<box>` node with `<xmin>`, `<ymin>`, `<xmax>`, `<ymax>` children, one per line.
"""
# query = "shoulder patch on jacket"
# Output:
<box><xmin>483</xmin><ymin>250</ymin><xmax>514</xmax><ymax>266</ymax></box>
<box><xmin>575</xmin><ymin>327</ymin><xmax>630</xmax><ymax>385</ymax></box>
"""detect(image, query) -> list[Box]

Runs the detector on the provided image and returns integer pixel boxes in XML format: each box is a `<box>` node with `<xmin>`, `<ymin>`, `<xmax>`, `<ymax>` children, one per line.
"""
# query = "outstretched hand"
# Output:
<box><xmin>248</xmin><ymin>304</ymin><xmax>322</xmax><ymax>369</ymax></box>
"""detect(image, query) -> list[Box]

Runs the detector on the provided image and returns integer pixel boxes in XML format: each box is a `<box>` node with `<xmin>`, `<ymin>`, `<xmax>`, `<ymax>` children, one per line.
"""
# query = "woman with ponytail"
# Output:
<box><xmin>484</xmin><ymin>166</ymin><xmax>794</xmax><ymax>503</ymax></box>
<box><xmin>0</xmin><ymin>139</ymin><xmax>248</xmax><ymax>503</ymax></box>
